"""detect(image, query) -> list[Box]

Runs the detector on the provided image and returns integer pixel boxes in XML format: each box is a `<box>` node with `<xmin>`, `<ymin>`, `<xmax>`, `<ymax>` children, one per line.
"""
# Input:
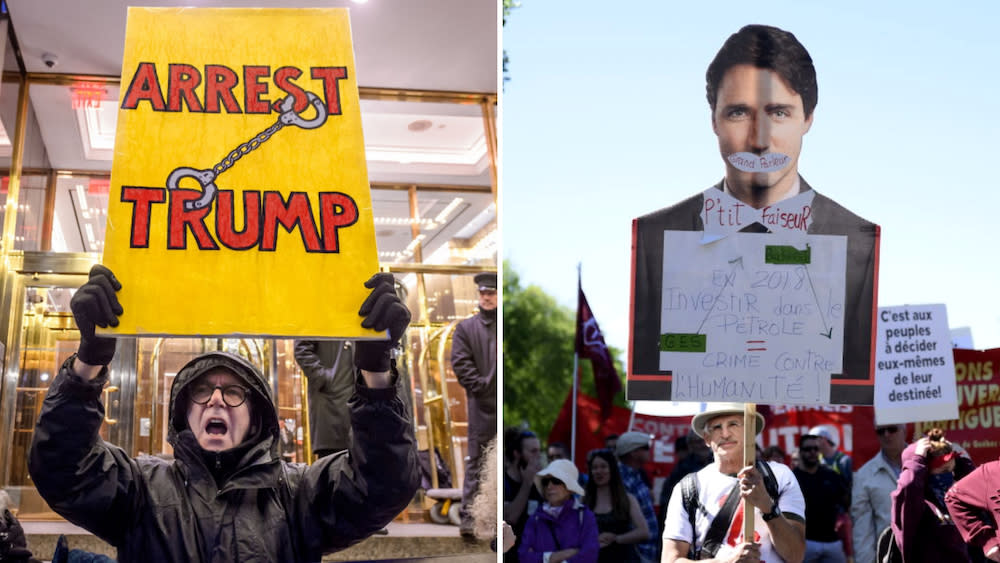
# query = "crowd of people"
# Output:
<box><xmin>502</xmin><ymin>404</ymin><xmax>1000</xmax><ymax>563</ymax></box>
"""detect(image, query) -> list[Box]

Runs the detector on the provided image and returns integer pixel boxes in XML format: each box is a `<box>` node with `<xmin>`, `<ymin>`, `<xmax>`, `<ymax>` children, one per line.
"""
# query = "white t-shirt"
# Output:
<box><xmin>663</xmin><ymin>462</ymin><xmax>806</xmax><ymax>563</ymax></box>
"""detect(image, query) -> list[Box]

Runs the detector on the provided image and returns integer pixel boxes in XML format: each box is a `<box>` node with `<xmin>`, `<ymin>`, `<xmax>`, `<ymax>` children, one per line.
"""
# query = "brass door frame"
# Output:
<box><xmin>0</xmin><ymin>251</ymin><xmax>143</xmax><ymax>481</ymax></box>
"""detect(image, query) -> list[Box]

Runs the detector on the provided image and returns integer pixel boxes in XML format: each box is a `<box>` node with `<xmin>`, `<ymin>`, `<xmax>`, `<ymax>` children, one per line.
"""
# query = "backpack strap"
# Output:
<box><xmin>680</xmin><ymin>473</ymin><xmax>700</xmax><ymax>558</ymax></box>
<box><xmin>756</xmin><ymin>459</ymin><xmax>780</xmax><ymax>502</ymax></box>
<box><xmin>701</xmin><ymin>483</ymin><xmax>741</xmax><ymax>558</ymax></box>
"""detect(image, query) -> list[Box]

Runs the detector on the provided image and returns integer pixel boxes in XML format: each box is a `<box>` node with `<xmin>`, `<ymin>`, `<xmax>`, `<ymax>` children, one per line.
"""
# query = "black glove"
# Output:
<box><xmin>70</xmin><ymin>265</ymin><xmax>123</xmax><ymax>366</ymax></box>
<box><xmin>355</xmin><ymin>273</ymin><xmax>410</xmax><ymax>372</ymax></box>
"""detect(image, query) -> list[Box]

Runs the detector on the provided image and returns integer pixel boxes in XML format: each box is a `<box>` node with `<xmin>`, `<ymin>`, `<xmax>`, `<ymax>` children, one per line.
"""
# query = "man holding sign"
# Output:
<box><xmin>630</xmin><ymin>24</ymin><xmax>879</xmax><ymax>406</ymax></box>
<box><xmin>28</xmin><ymin>266</ymin><xmax>419</xmax><ymax>562</ymax></box>
<box><xmin>661</xmin><ymin>403</ymin><xmax>805</xmax><ymax>563</ymax></box>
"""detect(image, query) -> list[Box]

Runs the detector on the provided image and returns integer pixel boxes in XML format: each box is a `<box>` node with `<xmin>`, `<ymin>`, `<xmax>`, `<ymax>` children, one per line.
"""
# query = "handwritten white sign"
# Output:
<box><xmin>874</xmin><ymin>304</ymin><xmax>958</xmax><ymax>425</ymax></box>
<box><xmin>700</xmin><ymin>188</ymin><xmax>815</xmax><ymax>244</ymax></box>
<box><xmin>661</xmin><ymin>230</ymin><xmax>846</xmax><ymax>404</ymax></box>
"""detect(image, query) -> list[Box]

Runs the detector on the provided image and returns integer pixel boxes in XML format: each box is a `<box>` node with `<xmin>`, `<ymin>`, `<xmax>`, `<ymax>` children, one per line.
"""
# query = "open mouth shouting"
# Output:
<box><xmin>185</xmin><ymin>369</ymin><xmax>252</xmax><ymax>452</ymax></box>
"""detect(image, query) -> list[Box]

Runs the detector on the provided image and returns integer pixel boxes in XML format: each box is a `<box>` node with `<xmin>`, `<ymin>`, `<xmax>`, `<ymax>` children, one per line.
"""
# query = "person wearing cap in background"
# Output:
<box><xmin>662</xmin><ymin>403</ymin><xmax>805</xmax><ymax>563</ymax></box>
<box><xmin>453</xmin><ymin>271</ymin><xmax>498</xmax><ymax>538</ymax></box>
<box><xmin>891</xmin><ymin>428</ymin><xmax>975</xmax><ymax>562</ymax></box>
<box><xmin>793</xmin><ymin>433</ymin><xmax>849</xmax><ymax>563</ymax></box>
<box><xmin>809</xmin><ymin>425</ymin><xmax>853</xmax><ymax>488</ymax></box>
<box><xmin>518</xmin><ymin>459</ymin><xmax>600</xmax><ymax>563</ymax></box>
<box><xmin>27</xmin><ymin>265</ymin><xmax>420</xmax><ymax>562</ymax></box>
<box><xmin>616</xmin><ymin>431</ymin><xmax>658</xmax><ymax>563</ymax></box>
<box><xmin>808</xmin><ymin>424</ymin><xmax>853</xmax><ymax>561</ymax></box>
<box><xmin>851</xmin><ymin>423</ymin><xmax>907</xmax><ymax>563</ymax></box>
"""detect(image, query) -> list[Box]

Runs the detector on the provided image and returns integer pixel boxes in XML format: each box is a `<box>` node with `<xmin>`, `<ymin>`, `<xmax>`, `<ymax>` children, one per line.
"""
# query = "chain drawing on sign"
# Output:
<box><xmin>166</xmin><ymin>91</ymin><xmax>329</xmax><ymax>211</ymax></box>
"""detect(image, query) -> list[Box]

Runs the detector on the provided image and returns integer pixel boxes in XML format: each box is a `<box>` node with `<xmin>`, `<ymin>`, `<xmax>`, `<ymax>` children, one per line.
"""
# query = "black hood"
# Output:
<box><xmin>166</xmin><ymin>351</ymin><xmax>279</xmax><ymax>452</ymax></box>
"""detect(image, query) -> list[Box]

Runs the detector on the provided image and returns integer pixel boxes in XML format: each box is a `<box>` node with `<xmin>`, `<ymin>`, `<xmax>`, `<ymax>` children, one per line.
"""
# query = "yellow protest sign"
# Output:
<box><xmin>102</xmin><ymin>7</ymin><xmax>382</xmax><ymax>339</ymax></box>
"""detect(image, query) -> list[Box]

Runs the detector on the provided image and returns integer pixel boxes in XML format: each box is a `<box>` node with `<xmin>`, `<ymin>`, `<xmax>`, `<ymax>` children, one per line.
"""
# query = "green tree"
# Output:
<box><xmin>502</xmin><ymin>0</ymin><xmax>519</xmax><ymax>85</ymax></box>
<box><xmin>502</xmin><ymin>261</ymin><xmax>627</xmax><ymax>437</ymax></box>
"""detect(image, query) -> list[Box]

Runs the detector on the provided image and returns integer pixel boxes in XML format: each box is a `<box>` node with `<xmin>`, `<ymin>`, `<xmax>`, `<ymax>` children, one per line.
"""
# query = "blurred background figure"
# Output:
<box><xmin>278</xmin><ymin>419</ymin><xmax>295</xmax><ymax>463</ymax></box>
<box><xmin>615</xmin><ymin>432</ymin><xmax>658</xmax><ymax>563</ymax></box>
<box><xmin>604</xmin><ymin>434</ymin><xmax>619</xmax><ymax>452</ymax></box>
<box><xmin>657</xmin><ymin>430</ymin><xmax>712</xmax><ymax>560</ymax></box>
<box><xmin>504</xmin><ymin>427</ymin><xmax>543</xmax><ymax>563</ymax></box>
<box><xmin>793</xmin><ymin>434</ymin><xmax>849</xmax><ymax>563</ymax></box>
<box><xmin>0</xmin><ymin>489</ymin><xmax>41</xmax><ymax>563</ymax></box>
<box><xmin>583</xmin><ymin>450</ymin><xmax>649</xmax><ymax>563</ymax></box>
<box><xmin>470</xmin><ymin>439</ymin><xmax>505</xmax><ymax>550</ymax></box>
<box><xmin>547</xmin><ymin>442</ymin><xmax>569</xmax><ymax>462</ymax></box>
<box><xmin>763</xmin><ymin>445</ymin><xmax>788</xmax><ymax>465</ymax></box>
<box><xmin>852</xmin><ymin>423</ymin><xmax>907</xmax><ymax>563</ymax></box>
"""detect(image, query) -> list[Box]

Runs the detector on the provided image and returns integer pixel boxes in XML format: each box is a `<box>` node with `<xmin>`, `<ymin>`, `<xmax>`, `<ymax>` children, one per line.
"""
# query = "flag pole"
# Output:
<box><xmin>571</xmin><ymin>263</ymin><xmax>581</xmax><ymax>463</ymax></box>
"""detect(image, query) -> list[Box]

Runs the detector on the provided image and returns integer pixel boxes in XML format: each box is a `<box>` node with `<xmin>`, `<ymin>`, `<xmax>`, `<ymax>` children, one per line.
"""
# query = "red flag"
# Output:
<box><xmin>575</xmin><ymin>286</ymin><xmax>622</xmax><ymax>419</ymax></box>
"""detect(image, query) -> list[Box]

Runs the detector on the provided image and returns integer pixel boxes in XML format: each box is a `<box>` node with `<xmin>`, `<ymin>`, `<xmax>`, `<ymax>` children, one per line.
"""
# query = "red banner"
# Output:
<box><xmin>909</xmin><ymin>348</ymin><xmax>1000</xmax><ymax>462</ymax></box>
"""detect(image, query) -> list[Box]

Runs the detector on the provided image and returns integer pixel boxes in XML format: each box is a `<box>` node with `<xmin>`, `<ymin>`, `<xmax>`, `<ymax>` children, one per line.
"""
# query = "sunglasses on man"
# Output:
<box><xmin>540</xmin><ymin>477</ymin><xmax>565</xmax><ymax>488</ymax></box>
<box><xmin>876</xmin><ymin>425</ymin><xmax>899</xmax><ymax>436</ymax></box>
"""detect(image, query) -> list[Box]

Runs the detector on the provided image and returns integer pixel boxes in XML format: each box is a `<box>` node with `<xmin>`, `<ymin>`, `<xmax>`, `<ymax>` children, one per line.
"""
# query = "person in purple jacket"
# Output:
<box><xmin>519</xmin><ymin>459</ymin><xmax>600</xmax><ymax>563</ymax></box>
<box><xmin>890</xmin><ymin>428</ymin><xmax>975</xmax><ymax>562</ymax></box>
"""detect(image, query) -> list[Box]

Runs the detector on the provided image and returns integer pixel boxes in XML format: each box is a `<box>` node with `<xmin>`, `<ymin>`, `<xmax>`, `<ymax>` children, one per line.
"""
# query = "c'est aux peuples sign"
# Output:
<box><xmin>102</xmin><ymin>7</ymin><xmax>382</xmax><ymax>339</ymax></box>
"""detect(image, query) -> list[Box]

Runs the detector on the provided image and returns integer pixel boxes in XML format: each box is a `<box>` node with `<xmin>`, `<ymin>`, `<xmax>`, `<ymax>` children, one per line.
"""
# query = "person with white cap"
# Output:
<box><xmin>662</xmin><ymin>403</ymin><xmax>806</xmax><ymax>563</ymax></box>
<box><xmin>518</xmin><ymin>459</ymin><xmax>599</xmax><ymax>563</ymax></box>
<box><xmin>615</xmin><ymin>431</ymin><xmax>658</xmax><ymax>563</ymax></box>
<box><xmin>808</xmin><ymin>425</ymin><xmax>852</xmax><ymax>488</ymax></box>
<box><xmin>453</xmin><ymin>271</ymin><xmax>498</xmax><ymax>537</ymax></box>
<box><xmin>807</xmin><ymin>424</ymin><xmax>853</xmax><ymax>561</ymax></box>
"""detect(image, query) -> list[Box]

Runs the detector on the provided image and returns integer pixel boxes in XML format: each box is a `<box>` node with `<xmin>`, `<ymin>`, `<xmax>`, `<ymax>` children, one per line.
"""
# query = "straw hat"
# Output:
<box><xmin>534</xmin><ymin>459</ymin><xmax>585</xmax><ymax>496</ymax></box>
<box><xmin>691</xmin><ymin>402</ymin><xmax>765</xmax><ymax>438</ymax></box>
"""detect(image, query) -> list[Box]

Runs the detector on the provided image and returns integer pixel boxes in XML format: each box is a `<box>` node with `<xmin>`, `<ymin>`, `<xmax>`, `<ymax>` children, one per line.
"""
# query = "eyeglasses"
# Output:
<box><xmin>189</xmin><ymin>383</ymin><xmax>249</xmax><ymax>407</ymax></box>
<box><xmin>540</xmin><ymin>477</ymin><xmax>565</xmax><ymax>488</ymax></box>
<box><xmin>876</xmin><ymin>426</ymin><xmax>900</xmax><ymax>436</ymax></box>
<box><xmin>708</xmin><ymin>420</ymin><xmax>744</xmax><ymax>436</ymax></box>
<box><xmin>800</xmin><ymin>446</ymin><xmax>820</xmax><ymax>452</ymax></box>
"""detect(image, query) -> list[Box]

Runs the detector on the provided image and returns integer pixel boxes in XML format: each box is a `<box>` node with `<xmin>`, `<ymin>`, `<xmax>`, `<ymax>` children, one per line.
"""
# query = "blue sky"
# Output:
<box><xmin>503</xmin><ymin>1</ymin><xmax>1000</xmax><ymax>370</ymax></box>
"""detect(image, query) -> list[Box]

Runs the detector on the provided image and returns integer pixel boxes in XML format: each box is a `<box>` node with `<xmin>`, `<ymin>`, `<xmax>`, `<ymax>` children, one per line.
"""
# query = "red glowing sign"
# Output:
<box><xmin>71</xmin><ymin>82</ymin><xmax>107</xmax><ymax>110</ymax></box>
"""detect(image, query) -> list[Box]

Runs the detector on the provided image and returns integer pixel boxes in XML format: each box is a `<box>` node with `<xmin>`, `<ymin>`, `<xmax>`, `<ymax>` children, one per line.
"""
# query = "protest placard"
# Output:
<box><xmin>659</xmin><ymin>230</ymin><xmax>845</xmax><ymax>404</ymax></box>
<box><xmin>874</xmin><ymin>304</ymin><xmax>958</xmax><ymax>425</ymax></box>
<box><xmin>102</xmin><ymin>7</ymin><xmax>381</xmax><ymax>338</ymax></box>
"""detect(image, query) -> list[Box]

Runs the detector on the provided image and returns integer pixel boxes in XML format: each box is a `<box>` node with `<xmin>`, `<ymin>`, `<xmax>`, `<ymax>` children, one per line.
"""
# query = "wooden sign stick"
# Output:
<box><xmin>743</xmin><ymin>402</ymin><xmax>757</xmax><ymax>544</ymax></box>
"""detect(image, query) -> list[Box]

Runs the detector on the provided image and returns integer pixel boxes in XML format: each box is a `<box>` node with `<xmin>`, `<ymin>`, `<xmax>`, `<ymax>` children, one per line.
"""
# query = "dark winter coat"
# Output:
<box><xmin>891</xmin><ymin>442</ymin><xmax>974</xmax><ymax>563</ymax></box>
<box><xmin>451</xmin><ymin>309</ymin><xmax>497</xmax><ymax>442</ymax></box>
<box><xmin>28</xmin><ymin>352</ymin><xmax>419</xmax><ymax>563</ymax></box>
<box><xmin>294</xmin><ymin>340</ymin><xmax>355</xmax><ymax>454</ymax></box>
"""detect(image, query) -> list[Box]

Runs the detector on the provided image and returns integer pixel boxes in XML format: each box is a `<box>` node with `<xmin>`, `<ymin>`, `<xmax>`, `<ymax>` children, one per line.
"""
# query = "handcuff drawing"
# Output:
<box><xmin>166</xmin><ymin>90</ymin><xmax>329</xmax><ymax>211</ymax></box>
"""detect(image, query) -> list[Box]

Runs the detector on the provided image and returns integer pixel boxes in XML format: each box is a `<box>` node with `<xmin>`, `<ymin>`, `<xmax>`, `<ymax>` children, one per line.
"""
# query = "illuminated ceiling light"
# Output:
<box><xmin>434</xmin><ymin>198</ymin><xmax>464</xmax><ymax>223</ymax></box>
<box><xmin>75</xmin><ymin>184</ymin><xmax>91</xmax><ymax>219</ymax></box>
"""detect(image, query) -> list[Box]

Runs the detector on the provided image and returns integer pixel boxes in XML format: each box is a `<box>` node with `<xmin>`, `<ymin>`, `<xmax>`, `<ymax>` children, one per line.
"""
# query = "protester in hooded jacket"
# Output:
<box><xmin>891</xmin><ymin>429</ymin><xmax>974</xmax><ymax>563</ymax></box>
<box><xmin>28</xmin><ymin>265</ymin><xmax>420</xmax><ymax>563</ymax></box>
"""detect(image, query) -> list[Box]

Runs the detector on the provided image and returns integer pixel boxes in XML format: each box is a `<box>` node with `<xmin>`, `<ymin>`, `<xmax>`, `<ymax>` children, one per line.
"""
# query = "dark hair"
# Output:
<box><xmin>763</xmin><ymin>445</ymin><xmax>786</xmax><ymax>461</ymax></box>
<box><xmin>548</xmin><ymin>442</ymin><xmax>568</xmax><ymax>455</ymax></box>
<box><xmin>503</xmin><ymin>427</ymin><xmax>537</xmax><ymax>462</ymax></box>
<box><xmin>674</xmin><ymin>435</ymin><xmax>689</xmax><ymax>453</ymax></box>
<box><xmin>706</xmin><ymin>24</ymin><xmax>818</xmax><ymax>119</ymax></box>
<box><xmin>799</xmin><ymin>434</ymin><xmax>821</xmax><ymax>448</ymax></box>
<box><xmin>583</xmin><ymin>450</ymin><xmax>631</xmax><ymax>521</ymax></box>
<box><xmin>605</xmin><ymin>433</ymin><xmax>619</xmax><ymax>441</ymax></box>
